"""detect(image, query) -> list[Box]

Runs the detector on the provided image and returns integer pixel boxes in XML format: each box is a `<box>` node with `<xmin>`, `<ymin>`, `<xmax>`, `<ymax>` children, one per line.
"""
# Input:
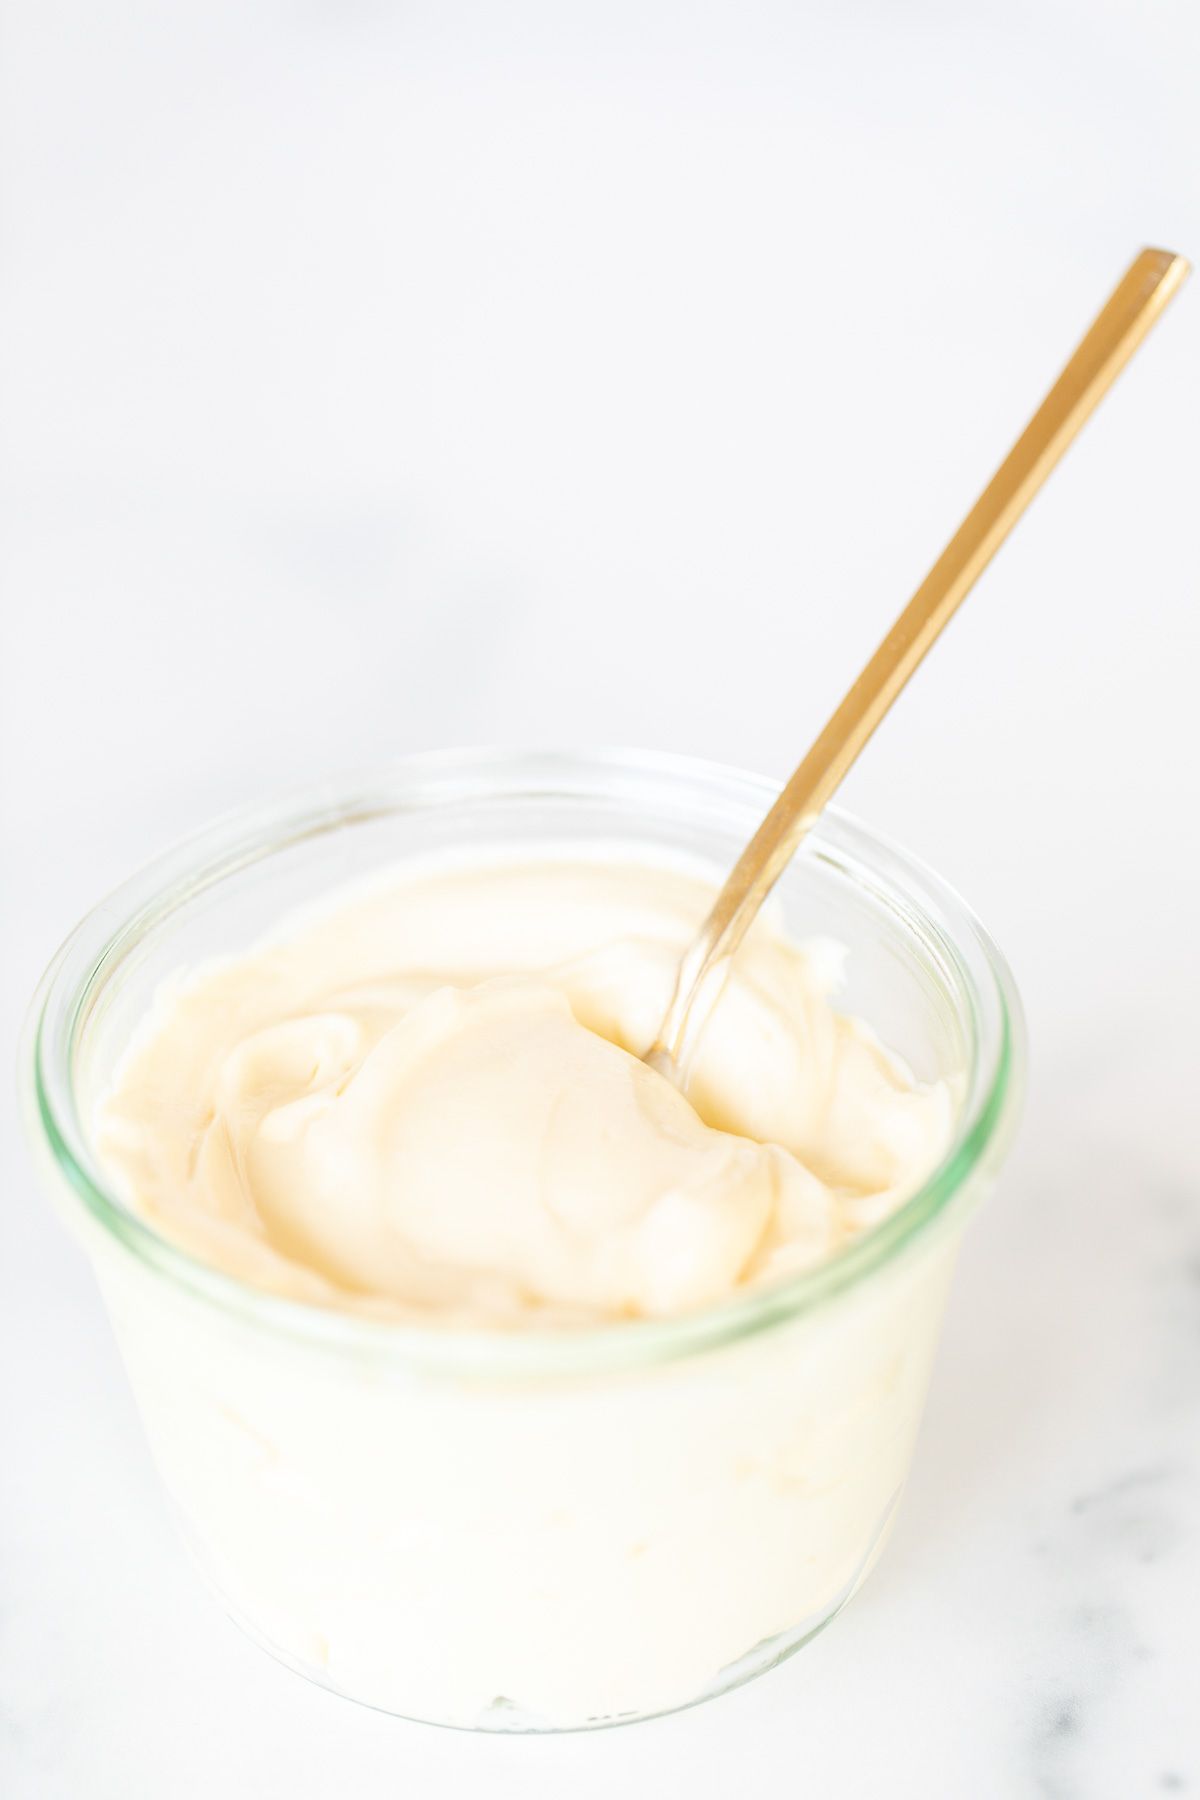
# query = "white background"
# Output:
<box><xmin>2</xmin><ymin>3</ymin><xmax>1198</xmax><ymax>1795</ymax></box>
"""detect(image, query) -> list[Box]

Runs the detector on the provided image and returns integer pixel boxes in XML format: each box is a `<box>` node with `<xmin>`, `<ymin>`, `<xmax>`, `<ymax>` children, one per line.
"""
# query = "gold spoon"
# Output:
<box><xmin>646</xmin><ymin>246</ymin><xmax>1189</xmax><ymax>1084</ymax></box>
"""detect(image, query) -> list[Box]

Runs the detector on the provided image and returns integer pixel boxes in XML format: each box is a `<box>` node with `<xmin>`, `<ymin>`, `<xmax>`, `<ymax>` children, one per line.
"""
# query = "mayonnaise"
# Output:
<box><xmin>96</xmin><ymin>859</ymin><xmax>953</xmax><ymax>1327</ymax></box>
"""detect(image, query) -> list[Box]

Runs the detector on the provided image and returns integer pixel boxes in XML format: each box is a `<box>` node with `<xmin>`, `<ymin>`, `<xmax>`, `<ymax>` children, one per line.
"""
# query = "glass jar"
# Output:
<box><xmin>22</xmin><ymin>750</ymin><xmax>1024</xmax><ymax>1731</ymax></box>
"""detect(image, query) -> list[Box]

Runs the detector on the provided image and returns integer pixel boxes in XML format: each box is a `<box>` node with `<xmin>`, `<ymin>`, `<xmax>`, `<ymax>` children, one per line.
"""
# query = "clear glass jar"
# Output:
<box><xmin>22</xmin><ymin>750</ymin><xmax>1024</xmax><ymax>1731</ymax></box>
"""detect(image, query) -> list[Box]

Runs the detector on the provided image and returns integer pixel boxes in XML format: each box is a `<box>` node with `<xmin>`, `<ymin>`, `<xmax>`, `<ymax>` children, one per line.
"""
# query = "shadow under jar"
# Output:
<box><xmin>23</xmin><ymin>750</ymin><xmax>1024</xmax><ymax>1731</ymax></box>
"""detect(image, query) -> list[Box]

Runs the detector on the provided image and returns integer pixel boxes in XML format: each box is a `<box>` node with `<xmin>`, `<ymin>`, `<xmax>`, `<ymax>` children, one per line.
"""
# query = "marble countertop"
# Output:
<box><xmin>2</xmin><ymin>4</ymin><xmax>1198</xmax><ymax>1795</ymax></box>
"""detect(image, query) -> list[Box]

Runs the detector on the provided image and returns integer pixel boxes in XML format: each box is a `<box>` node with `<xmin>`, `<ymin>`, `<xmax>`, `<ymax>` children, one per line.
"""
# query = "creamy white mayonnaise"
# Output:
<box><xmin>78</xmin><ymin>854</ymin><xmax>969</xmax><ymax>1727</ymax></box>
<box><xmin>96</xmin><ymin>859</ymin><xmax>953</xmax><ymax>1328</ymax></box>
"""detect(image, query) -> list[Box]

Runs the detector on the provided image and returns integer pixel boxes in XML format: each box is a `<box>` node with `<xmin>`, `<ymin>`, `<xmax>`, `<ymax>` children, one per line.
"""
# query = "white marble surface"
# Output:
<box><xmin>2</xmin><ymin>3</ymin><xmax>1199</xmax><ymax>1795</ymax></box>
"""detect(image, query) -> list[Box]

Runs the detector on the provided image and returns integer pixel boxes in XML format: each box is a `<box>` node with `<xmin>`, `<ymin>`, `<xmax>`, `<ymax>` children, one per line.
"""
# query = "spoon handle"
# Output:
<box><xmin>647</xmin><ymin>247</ymin><xmax>1189</xmax><ymax>1080</ymax></box>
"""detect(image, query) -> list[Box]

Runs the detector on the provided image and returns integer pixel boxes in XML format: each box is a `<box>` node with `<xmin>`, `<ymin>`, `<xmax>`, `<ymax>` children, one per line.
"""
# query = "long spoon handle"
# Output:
<box><xmin>647</xmin><ymin>247</ymin><xmax>1189</xmax><ymax>1079</ymax></box>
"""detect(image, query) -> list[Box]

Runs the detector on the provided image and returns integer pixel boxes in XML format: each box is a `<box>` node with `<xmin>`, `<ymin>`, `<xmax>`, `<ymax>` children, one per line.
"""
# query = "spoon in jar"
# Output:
<box><xmin>645</xmin><ymin>246</ymin><xmax>1189</xmax><ymax>1085</ymax></box>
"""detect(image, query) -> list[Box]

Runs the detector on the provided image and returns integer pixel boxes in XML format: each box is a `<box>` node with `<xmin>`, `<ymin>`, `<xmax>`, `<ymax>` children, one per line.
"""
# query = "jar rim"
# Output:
<box><xmin>22</xmin><ymin>748</ymin><xmax>1025</xmax><ymax>1377</ymax></box>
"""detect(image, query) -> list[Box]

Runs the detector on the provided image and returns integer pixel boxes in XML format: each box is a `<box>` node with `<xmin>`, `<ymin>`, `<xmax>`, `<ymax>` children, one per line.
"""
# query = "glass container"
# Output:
<box><xmin>22</xmin><ymin>750</ymin><xmax>1024</xmax><ymax>1730</ymax></box>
